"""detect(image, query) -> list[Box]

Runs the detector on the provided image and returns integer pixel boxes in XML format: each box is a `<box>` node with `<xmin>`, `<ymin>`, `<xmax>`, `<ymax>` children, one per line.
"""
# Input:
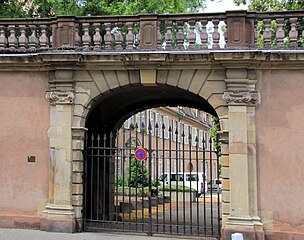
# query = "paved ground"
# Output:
<box><xmin>0</xmin><ymin>228</ymin><xmax>217</xmax><ymax>240</ymax></box>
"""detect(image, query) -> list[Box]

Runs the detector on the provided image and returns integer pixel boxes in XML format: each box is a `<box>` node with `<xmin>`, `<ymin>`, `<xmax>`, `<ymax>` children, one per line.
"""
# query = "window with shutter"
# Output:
<box><xmin>184</xmin><ymin>124</ymin><xmax>189</xmax><ymax>144</ymax></box>
<box><xmin>164</xmin><ymin>116</ymin><xmax>169</xmax><ymax>139</ymax></box>
<box><xmin>192</xmin><ymin>127</ymin><xmax>197</xmax><ymax>146</ymax></box>
<box><xmin>199</xmin><ymin>130</ymin><xmax>203</xmax><ymax>148</ymax></box>
<box><xmin>173</xmin><ymin>120</ymin><xmax>177</xmax><ymax>142</ymax></box>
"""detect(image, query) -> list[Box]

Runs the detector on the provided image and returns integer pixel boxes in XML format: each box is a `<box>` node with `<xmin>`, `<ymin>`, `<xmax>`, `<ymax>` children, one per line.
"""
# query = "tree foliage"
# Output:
<box><xmin>0</xmin><ymin>0</ymin><xmax>206</xmax><ymax>18</ymax></box>
<box><xmin>234</xmin><ymin>0</ymin><xmax>304</xmax><ymax>11</ymax></box>
<box><xmin>126</xmin><ymin>156</ymin><xmax>149</xmax><ymax>188</ymax></box>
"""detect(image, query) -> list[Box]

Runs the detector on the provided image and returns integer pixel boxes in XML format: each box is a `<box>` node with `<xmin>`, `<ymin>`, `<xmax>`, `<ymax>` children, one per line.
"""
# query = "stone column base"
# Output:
<box><xmin>41</xmin><ymin>204</ymin><xmax>76</xmax><ymax>233</ymax></box>
<box><xmin>222</xmin><ymin>228</ymin><xmax>265</xmax><ymax>240</ymax></box>
<box><xmin>222</xmin><ymin>215</ymin><xmax>264</xmax><ymax>240</ymax></box>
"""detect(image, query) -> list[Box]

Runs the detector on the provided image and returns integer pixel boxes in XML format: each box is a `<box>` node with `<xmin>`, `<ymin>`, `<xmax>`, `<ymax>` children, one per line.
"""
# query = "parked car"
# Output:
<box><xmin>158</xmin><ymin>172</ymin><xmax>208</xmax><ymax>197</ymax></box>
<box><xmin>208</xmin><ymin>178</ymin><xmax>222</xmax><ymax>192</ymax></box>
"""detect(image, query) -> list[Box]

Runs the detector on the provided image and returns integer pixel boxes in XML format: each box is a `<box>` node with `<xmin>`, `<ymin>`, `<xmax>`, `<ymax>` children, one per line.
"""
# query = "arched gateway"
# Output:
<box><xmin>42</xmin><ymin>63</ymin><xmax>262</xmax><ymax>239</ymax></box>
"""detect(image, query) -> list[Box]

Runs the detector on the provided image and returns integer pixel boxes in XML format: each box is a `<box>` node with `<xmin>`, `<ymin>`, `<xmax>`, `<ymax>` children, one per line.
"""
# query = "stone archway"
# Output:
<box><xmin>42</xmin><ymin>66</ymin><xmax>263</xmax><ymax>239</ymax></box>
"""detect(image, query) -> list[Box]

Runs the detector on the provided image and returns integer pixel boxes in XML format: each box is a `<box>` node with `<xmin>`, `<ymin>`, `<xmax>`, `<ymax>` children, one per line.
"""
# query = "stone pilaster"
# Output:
<box><xmin>71</xmin><ymin>126</ymin><xmax>87</xmax><ymax>231</ymax></box>
<box><xmin>41</xmin><ymin>70</ymin><xmax>76</xmax><ymax>233</ymax></box>
<box><xmin>222</xmin><ymin>68</ymin><xmax>264</xmax><ymax>240</ymax></box>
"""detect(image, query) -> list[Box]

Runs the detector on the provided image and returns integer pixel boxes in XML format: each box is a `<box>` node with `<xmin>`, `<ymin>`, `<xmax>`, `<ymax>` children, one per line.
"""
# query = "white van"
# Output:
<box><xmin>158</xmin><ymin>172</ymin><xmax>208</xmax><ymax>196</ymax></box>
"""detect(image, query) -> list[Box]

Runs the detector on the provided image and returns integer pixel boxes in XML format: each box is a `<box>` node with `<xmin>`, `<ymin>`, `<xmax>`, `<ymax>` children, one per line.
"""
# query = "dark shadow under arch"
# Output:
<box><xmin>86</xmin><ymin>84</ymin><xmax>217</xmax><ymax>133</ymax></box>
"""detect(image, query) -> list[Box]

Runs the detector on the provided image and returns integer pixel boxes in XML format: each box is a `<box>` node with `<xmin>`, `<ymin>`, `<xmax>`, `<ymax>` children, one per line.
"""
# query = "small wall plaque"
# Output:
<box><xmin>27</xmin><ymin>156</ymin><xmax>36</xmax><ymax>163</ymax></box>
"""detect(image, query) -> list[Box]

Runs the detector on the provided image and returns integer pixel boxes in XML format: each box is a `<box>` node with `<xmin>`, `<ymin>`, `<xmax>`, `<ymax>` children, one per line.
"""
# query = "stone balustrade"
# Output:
<box><xmin>0</xmin><ymin>11</ymin><xmax>304</xmax><ymax>52</ymax></box>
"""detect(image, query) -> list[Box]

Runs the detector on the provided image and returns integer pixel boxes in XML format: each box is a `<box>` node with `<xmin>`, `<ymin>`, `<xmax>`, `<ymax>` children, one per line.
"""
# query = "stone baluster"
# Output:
<box><xmin>289</xmin><ymin>17</ymin><xmax>298</xmax><ymax>48</ymax></box>
<box><xmin>276</xmin><ymin>18</ymin><xmax>285</xmax><ymax>48</ymax></box>
<box><xmin>115</xmin><ymin>22</ymin><xmax>123</xmax><ymax>50</ymax></box>
<box><xmin>156</xmin><ymin>20</ymin><xmax>162</xmax><ymax>49</ymax></box>
<box><xmin>126</xmin><ymin>22</ymin><xmax>134</xmax><ymax>50</ymax></box>
<box><xmin>29</xmin><ymin>25</ymin><xmax>38</xmax><ymax>50</ymax></box>
<box><xmin>212</xmin><ymin>19</ymin><xmax>220</xmax><ymax>49</ymax></box>
<box><xmin>135</xmin><ymin>22</ymin><xmax>140</xmax><ymax>48</ymax></box>
<box><xmin>49</xmin><ymin>29</ymin><xmax>53</xmax><ymax>48</ymax></box>
<box><xmin>188</xmin><ymin>20</ymin><xmax>196</xmax><ymax>49</ymax></box>
<box><xmin>93</xmin><ymin>23</ymin><xmax>101</xmax><ymax>50</ymax></box>
<box><xmin>0</xmin><ymin>26</ymin><xmax>7</xmax><ymax>50</ymax></box>
<box><xmin>75</xmin><ymin>23</ymin><xmax>80</xmax><ymax>48</ymax></box>
<box><xmin>176</xmin><ymin>20</ymin><xmax>184</xmax><ymax>50</ymax></box>
<box><xmin>263</xmin><ymin>19</ymin><xmax>272</xmax><ymax>48</ymax></box>
<box><xmin>223</xmin><ymin>19</ymin><xmax>228</xmax><ymax>49</ymax></box>
<box><xmin>104</xmin><ymin>22</ymin><xmax>112</xmax><ymax>50</ymax></box>
<box><xmin>82</xmin><ymin>23</ymin><xmax>90</xmax><ymax>50</ymax></box>
<box><xmin>254</xmin><ymin>20</ymin><xmax>260</xmax><ymax>47</ymax></box>
<box><xmin>165</xmin><ymin>20</ymin><xmax>173</xmax><ymax>50</ymax></box>
<box><xmin>8</xmin><ymin>25</ymin><xmax>17</xmax><ymax>49</ymax></box>
<box><xmin>18</xmin><ymin>25</ymin><xmax>28</xmax><ymax>50</ymax></box>
<box><xmin>39</xmin><ymin>25</ymin><xmax>49</xmax><ymax>49</ymax></box>
<box><xmin>200</xmin><ymin>19</ymin><xmax>208</xmax><ymax>49</ymax></box>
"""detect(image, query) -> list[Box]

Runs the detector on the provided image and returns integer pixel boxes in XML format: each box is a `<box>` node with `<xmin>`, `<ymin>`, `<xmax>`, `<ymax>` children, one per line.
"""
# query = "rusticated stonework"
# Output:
<box><xmin>45</xmin><ymin>91</ymin><xmax>74</xmax><ymax>105</ymax></box>
<box><xmin>222</xmin><ymin>90</ymin><xmax>260</xmax><ymax>105</ymax></box>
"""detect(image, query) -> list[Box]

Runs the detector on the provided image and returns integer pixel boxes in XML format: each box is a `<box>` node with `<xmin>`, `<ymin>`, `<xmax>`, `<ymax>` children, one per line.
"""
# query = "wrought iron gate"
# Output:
<box><xmin>84</xmin><ymin>121</ymin><xmax>221</xmax><ymax>238</ymax></box>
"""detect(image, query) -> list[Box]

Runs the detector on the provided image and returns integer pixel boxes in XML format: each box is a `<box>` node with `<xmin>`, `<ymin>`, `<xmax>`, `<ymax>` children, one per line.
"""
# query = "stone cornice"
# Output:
<box><xmin>45</xmin><ymin>90</ymin><xmax>75</xmax><ymax>105</ymax></box>
<box><xmin>1</xmin><ymin>51</ymin><xmax>304</xmax><ymax>71</ymax></box>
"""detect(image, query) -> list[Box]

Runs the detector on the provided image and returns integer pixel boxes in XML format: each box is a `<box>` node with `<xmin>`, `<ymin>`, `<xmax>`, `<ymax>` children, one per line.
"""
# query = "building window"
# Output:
<box><xmin>184</xmin><ymin>124</ymin><xmax>189</xmax><ymax>144</ymax></box>
<box><xmin>159</xmin><ymin>156</ymin><xmax>163</xmax><ymax>175</ymax></box>
<box><xmin>199</xmin><ymin>130</ymin><xmax>203</xmax><ymax>148</ymax></box>
<box><xmin>136</xmin><ymin>113</ymin><xmax>141</xmax><ymax>132</ymax></box>
<box><xmin>192</xmin><ymin>127</ymin><xmax>197</xmax><ymax>146</ymax></box>
<box><xmin>164</xmin><ymin>116</ymin><xmax>170</xmax><ymax>139</ymax></box>
<box><xmin>173</xmin><ymin>120</ymin><xmax>177</xmax><ymax>142</ymax></box>
<box><xmin>178</xmin><ymin>122</ymin><xmax>181</xmax><ymax>143</ymax></box>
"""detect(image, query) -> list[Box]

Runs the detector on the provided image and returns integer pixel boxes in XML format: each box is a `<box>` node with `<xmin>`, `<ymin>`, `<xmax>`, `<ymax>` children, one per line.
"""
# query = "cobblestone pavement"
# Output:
<box><xmin>0</xmin><ymin>228</ymin><xmax>217</xmax><ymax>240</ymax></box>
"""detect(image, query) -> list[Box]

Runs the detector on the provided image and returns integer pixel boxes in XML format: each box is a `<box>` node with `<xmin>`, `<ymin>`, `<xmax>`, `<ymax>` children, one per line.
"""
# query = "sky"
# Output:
<box><xmin>203</xmin><ymin>0</ymin><xmax>248</xmax><ymax>13</ymax></box>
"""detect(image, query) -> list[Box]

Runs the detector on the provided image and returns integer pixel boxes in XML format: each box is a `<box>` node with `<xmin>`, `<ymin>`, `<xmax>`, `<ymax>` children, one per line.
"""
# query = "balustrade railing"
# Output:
<box><xmin>0</xmin><ymin>11</ymin><xmax>304</xmax><ymax>53</ymax></box>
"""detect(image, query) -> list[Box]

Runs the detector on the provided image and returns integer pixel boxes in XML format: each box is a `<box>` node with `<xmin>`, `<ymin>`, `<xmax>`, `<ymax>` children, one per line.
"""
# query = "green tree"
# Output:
<box><xmin>0</xmin><ymin>0</ymin><xmax>30</xmax><ymax>18</ymax></box>
<box><xmin>79</xmin><ymin>0</ymin><xmax>206</xmax><ymax>15</ymax></box>
<box><xmin>0</xmin><ymin>0</ymin><xmax>207</xmax><ymax>18</ymax></box>
<box><xmin>126</xmin><ymin>156</ymin><xmax>149</xmax><ymax>188</ymax></box>
<box><xmin>32</xmin><ymin>0</ymin><xmax>83</xmax><ymax>17</ymax></box>
<box><xmin>209</xmin><ymin>115</ymin><xmax>221</xmax><ymax>176</ymax></box>
<box><xmin>234</xmin><ymin>0</ymin><xmax>304</xmax><ymax>11</ymax></box>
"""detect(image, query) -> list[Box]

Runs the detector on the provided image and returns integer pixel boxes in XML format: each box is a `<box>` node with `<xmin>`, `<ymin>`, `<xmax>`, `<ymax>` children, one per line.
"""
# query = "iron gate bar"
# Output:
<box><xmin>209</xmin><ymin>137</ymin><xmax>214</xmax><ymax>236</ymax></box>
<box><xmin>182</xmin><ymin>129</ymin><xmax>186</xmax><ymax>235</ymax></box>
<box><xmin>148</xmin><ymin>122</ymin><xmax>152</xmax><ymax>236</ymax></box>
<box><xmin>174</xmin><ymin>127</ymin><xmax>179</xmax><ymax>235</ymax></box>
<box><xmin>188</xmin><ymin>132</ymin><xmax>193</xmax><ymax>235</ymax></box>
<box><xmin>203</xmin><ymin>136</ymin><xmax>207</xmax><ymax>235</ymax></box>
<box><xmin>216</xmin><ymin>134</ymin><xmax>221</xmax><ymax>238</ymax></box>
<box><xmin>168</xmin><ymin>125</ymin><xmax>172</xmax><ymax>234</ymax></box>
<box><xmin>195</xmin><ymin>136</ymin><xmax>199</xmax><ymax>236</ymax></box>
<box><xmin>90</xmin><ymin>135</ymin><xmax>94</xmax><ymax>220</ymax></box>
<box><xmin>102</xmin><ymin>134</ymin><xmax>106</xmax><ymax>224</ymax></box>
<box><xmin>155</xmin><ymin>122</ymin><xmax>160</xmax><ymax>232</ymax></box>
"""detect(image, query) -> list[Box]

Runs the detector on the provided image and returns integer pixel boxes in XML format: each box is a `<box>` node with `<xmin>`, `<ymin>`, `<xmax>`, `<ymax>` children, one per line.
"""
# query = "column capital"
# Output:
<box><xmin>223</xmin><ymin>90</ymin><xmax>260</xmax><ymax>106</ymax></box>
<box><xmin>224</xmin><ymin>68</ymin><xmax>260</xmax><ymax>106</ymax></box>
<box><xmin>45</xmin><ymin>90</ymin><xmax>74</xmax><ymax>105</ymax></box>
